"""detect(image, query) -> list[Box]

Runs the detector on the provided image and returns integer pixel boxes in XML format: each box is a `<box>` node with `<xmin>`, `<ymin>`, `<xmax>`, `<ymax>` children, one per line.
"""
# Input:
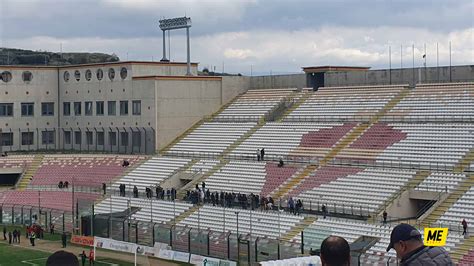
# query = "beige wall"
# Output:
<box><xmin>154</xmin><ymin>78</ymin><xmax>222</xmax><ymax>150</ymax></box>
<box><xmin>221</xmin><ymin>76</ymin><xmax>250</xmax><ymax>104</ymax></box>
<box><xmin>0</xmin><ymin>67</ymin><xmax>58</xmax><ymax>151</ymax></box>
<box><xmin>132</xmin><ymin>64</ymin><xmax>198</xmax><ymax>77</ymax></box>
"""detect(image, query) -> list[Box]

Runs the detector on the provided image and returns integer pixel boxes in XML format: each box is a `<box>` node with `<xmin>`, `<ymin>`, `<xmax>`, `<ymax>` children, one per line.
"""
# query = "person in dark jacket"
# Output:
<box><xmin>462</xmin><ymin>219</ymin><xmax>468</xmax><ymax>235</ymax></box>
<box><xmin>3</xmin><ymin>226</ymin><xmax>6</xmax><ymax>240</ymax></box>
<box><xmin>62</xmin><ymin>232</ymin><xmax>67</xmax><ymax>248</ymax></box>
<box><xmin>386</xmin><ymin>223</ymin><xmax>453</xmax><ymax>265</ymax></box>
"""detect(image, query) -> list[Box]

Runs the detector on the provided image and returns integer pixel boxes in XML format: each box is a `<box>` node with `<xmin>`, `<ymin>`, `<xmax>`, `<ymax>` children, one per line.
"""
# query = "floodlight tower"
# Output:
<box><xmin>159</xmin><ymin>16</ymin><xmax>193</xmax><ymax>75</ymax></box>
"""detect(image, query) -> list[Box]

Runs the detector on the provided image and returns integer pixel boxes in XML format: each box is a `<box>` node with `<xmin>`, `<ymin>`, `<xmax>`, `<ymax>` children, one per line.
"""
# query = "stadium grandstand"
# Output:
<box><xmin>0</xmin><ymin>60</ymin><xmax>473</xmax><ymax>265</ymax></box>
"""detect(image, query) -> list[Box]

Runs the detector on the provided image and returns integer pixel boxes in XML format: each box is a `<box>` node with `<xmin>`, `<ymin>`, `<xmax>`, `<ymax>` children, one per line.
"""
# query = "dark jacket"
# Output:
<box><xmin>401</xmin><ymin>246</ymin><xmax>453</xmax><ymax>265</ymax></box>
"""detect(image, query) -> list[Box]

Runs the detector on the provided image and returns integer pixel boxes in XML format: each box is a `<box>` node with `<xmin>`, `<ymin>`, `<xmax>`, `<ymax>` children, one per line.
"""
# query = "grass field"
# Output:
<box><xmin>0</xmin><ymin>243</ymin><xmax>135</xmax><ymax>266</ymax></box>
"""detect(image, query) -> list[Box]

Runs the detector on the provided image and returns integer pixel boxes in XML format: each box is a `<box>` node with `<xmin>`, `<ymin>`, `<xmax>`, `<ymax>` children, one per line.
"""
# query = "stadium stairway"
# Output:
<box><xmin>270</xmin><ymin>164</ymin><xmax>318</xmax><ymax>199</ymax></box>
<box><xmin>168</xmin><ymin>204</ymin><xmax>202</xmax><ymax>225</ymax></box>
<box><xmin>370</xmin><ymin>86</ymin><xmax>411</xmax><ymax>123</ymax></box>
<box><xmin>277</xmin><ymin>90</ymin><xmax>312</xmax><ymax>122</ymax></box>
<box><xmin>220</xmin><ymin>122</ymin><xmax>264</xmax><ymax>158</ymax></box>
<box><xmin>107</xmin><ymin>156</ymin><xmax>150</xmax><ymax>192</ymax></box>
<box><xmin>422</xmin><ymin>174</ymin><xmax>474</xmax><ymax>227</ymax></box>
<box><xmin>451</xmin><ymin>237</ymin><xmax>474</xmax><ymax>264</ymax></box>
<box><xmin>280</xmin><ymin>216</ymin><xmax>317</xmax><ymax>242</ymax></box>
<box><xmin>371</xmin><ymin>170</ymin><xmax>431</xmax><ymax>221</ymax></box>
<box><xmin>16</xmin><ymin>154</ymin><xmax>44</xmax><ymax>190</ymax></box>
<box><xmin>454</xmin><ymin>148</ymin><xmax>474</xmax><ymax>173</ymax></box>
<box><xmin>177</xmin><ymin>159</ymin><xmax>228</xmax><ymax>199</ymax></box>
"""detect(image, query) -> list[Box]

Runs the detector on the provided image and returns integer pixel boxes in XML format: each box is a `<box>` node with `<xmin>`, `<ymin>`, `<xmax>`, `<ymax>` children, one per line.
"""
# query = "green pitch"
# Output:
<box><xmin>0</xmin><ymin>243</ymin><xmax>134</xmax><ymax>266</ymax></box>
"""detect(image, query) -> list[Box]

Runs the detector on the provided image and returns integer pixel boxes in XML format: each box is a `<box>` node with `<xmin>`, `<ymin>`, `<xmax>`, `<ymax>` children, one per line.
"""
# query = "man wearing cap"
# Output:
<box><xmin>386</xmin><ymin>223</ymin><xmax>453</xmax><ymax>265</ymax></box>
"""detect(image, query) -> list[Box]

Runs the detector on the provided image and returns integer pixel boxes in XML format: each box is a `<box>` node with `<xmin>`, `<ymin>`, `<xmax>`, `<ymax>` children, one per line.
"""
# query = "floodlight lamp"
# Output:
<box><xmin>159</xmin><ymin>16</ymin><xmax>192</xmax><ymax>30</ymax></box>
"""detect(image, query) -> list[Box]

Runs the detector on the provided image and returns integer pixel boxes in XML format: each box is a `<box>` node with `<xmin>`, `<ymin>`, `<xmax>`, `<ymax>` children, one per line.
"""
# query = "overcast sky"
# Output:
<box><xmin>0</xmin><ymin>0</ymin><xmax>473</xmax><ymax>75</ymax></box>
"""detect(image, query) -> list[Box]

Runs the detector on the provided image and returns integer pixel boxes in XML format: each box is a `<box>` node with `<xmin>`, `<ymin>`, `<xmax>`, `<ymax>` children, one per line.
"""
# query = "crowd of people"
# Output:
<box><xmin>57</xmin><ymin>181</ymin><xmax>70</xmax><ymax>189</ymax></box>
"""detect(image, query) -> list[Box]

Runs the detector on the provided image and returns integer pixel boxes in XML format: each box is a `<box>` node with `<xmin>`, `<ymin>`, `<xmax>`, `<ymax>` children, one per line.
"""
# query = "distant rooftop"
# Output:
<box><xmin>302</xmin><ymin>66</ymin><xmax>370</xmax><ymax>73</ymax></box>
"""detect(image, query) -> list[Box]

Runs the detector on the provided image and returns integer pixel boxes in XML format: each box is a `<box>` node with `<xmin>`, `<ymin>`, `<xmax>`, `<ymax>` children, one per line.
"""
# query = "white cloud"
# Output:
<box><xmin>5</xmin><ymin>26</ymin><xmax>473</xmax><ymax>75</ymax></box>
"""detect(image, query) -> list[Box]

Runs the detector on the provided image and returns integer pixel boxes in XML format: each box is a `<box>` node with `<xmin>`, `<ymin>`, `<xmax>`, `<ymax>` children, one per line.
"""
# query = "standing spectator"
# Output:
<box><xmin>288</xmin><ymin>197</ymin><xmax>295</xmax><ymax>214</ymax></box>
<box><xmin>12</xmin><ymin>230</ymin><xmax>17</xmax><ymax>243</ymax></box>
<box><xmin>278</xmin><ymin>158</ymin><xmax>284</xmax><ymax>167</ymax></box>
<box><xmin>256</xmin><ymin>149</ymin><xmax>261</xmax><ymax>161</ymax></box>
<box><xmin>201</xmin><ymin>181</ymin><xmax>206</xmax><ymax>191</ymax></box>
<box><xmin>102</xmin><ymin>183</ymin><xmax>107</xmax><ymax>195</ymax></box>
<box><xmin>8</xmin><ymin>231</ymin><xmax>12</xmax><ymax>244</ymax></box>
<box><xmin>383</xmin><ymin>210</ymin><xmax>388</xmax><ymax>224</ymax></box>
<box><xmin>62</xmin><ymin>232</ymin><xmax>67</xmax><ymax>248</ymax></box>
<box><xmin>64</xmin><ymin>181</ymin><xmax>69</xmax><ymax>188</ymax></box>
<box><xmin>296</xmin><ymin>199</ymin><xmax>303</xmax><ymax>215</ymax></box>
<box><xmin>462</xmin><ymin>219</ymin><xmax>468</xmax><ymax>236</ymax></box>
<box><xmin>89</xmin><ymin>248</ymin><xmax>95</xmax><ymax>265</ymax></box>
<box><xmin>3</xmin><ymin>226</ymin><xmax>6</xmax><ymax>240</ymax></box>
<box><xmin>166</xmin><ymin>189</ymin><xmax>171</xmax><ymax>200</ymax></box>
<box><xmin>133</xmin><ymin>186</ymin><xmax>138</xmax><ymax>198</ymax></box>
<box><xmin>322</xmin><ymin>204</ymin><xmax>327</xmax><ymax>219</ymax></box>
<box><xmin>260</xmin><ymin>148</ymin><xmax>265</xmax><ymax>161</ymax></box>
<box><xmin>80</xmin><ymin>250</ymin><xmax>87</xmax><ymax>266</ymax></box>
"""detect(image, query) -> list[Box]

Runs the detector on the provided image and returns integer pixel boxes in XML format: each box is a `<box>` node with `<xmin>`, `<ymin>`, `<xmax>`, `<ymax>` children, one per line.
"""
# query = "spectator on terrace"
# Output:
<box><xmin>3</xmin><ymin>225</ymin><xmax>6</xmax><ymax>240</ymax></box>
<box><xmin>296</xmin><ymin>199</ymin><xmax>303</xmax><ymax>215</ymax></box>
<box><xmin>64</xmin><ymin>181</ymin><xmax>69</xmax><ymax>188</ymax></box>
<box><xmin>8</xmin><ymin>231</ymin><xmax>12</xmax><ymax>244</ymax></box>
<box><xmin>322</xmin><ymin>204</ymin><xmax>327</xmax><ymax>219</ymax></box>
<box><xmin>201</xmin><ymin>181</ymin><xmax>206</xmax><ymax>191</ymax></box>
<box><xmin>1</xmin><ymin>151</ymin><xmax>7</xmax><ymax>157</ymax></box>
<box><xmin>288</xmin><ymin>197</ymin><xmax>295</xmax><ymax>214</ymax></box>
<box><xmin>102</xmin><ymin>183</ymin><xmax>106</xmax><ymax>195</ymax></box>
<box><xmin>320</xmin><ymin>236</ymin><xmax>351</xmax><ymax>266</ymax></box>
<box><xmin>387</xmin><ymin>223</ymin><xmax>453</xmax><ymax>265</ymax></box>
<box><xmin>257</xmin><ymin>149</ymin><xmax>261</xmax><ymax>161</ymax></box>
<box><xmin>166</xmin><ymin>189</ymin><xmax>170</xmax><ymax>200</ymax></box>
<box><xmin>260</xmin><ymin>148</ymin><xmax>265</xmax><ymax>161</ymax></box>
<box><xmin>278</xmin><ymin>158</ymin><xmax>284</xmax><ymax>167</ymax></box>
<box><xmin>462</xmin><ymin>219</ymin><xmax>468</xmax><ymax>236</ymax></box>
<box><xmin>133</xmin><ymin>186</ymin><xmax>138</xmax><ymax>198</ymax></box>
<box><xmin>122</xmin><ymin>160</ymin><xmax>130</xmax><ymax>167</ymax></box>
<box><xmin>58</xmin><ymin>181</ymin><xmax>63</xmax><ymax>189</ymax></box>
<box><xmin>383</xmin><ymin>210</ymin><xmax>388</xmax><ymax>224</ymax></box>
<box><xmin>50</xmin><ymin>223</ymin><xmax>55</xmax><ymax>235</ymax></box>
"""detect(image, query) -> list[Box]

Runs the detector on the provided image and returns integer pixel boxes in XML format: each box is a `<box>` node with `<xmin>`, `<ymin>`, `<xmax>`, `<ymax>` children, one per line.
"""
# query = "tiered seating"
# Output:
<box><xmin>95</xmin><ymin>196</ymin><xmax>193</xmax><ymax>224</ymax></box>
<box><xmin>0</xmin><ymin>191</ymin><xmax>98</xmax><ymax>211</ymax></box>
<box><xmin>178</xmin><ymin>205</ymin><xmax>304</xmax><ymax>239</ymax></box>
<box><xmin>285</xmin><ymin>85</ymin><xmax>405</xmax><ymax>121</ymax></box>
<box><xmin>0</xmin><ymin>155</ymin><xmax>34</xmax><ymax>169</ymax></box>
<box><xmin>215</xmin><ymin>89</ymin><xmax>295</xmax><ymax>121</ymax></box>
<box><xmin>459</xmin><ymin>248</ymin><xmax>474</xmax><ymax>266</ymax></box>
<box><xmin>415</xmin><ymin>172</ymin><xmax>467</xmax><ymax>193</ymax></box>
<box><xmin>384</xmin><ymin>83</ymin><xmax>474</xmax><ymax>121</ymax></box>
<box><xmin>230</xmin><ymin>122</ymin><xmax>350</xmax><ymax>160</ymax></box>
<box><xmin>292</xmin><ymin>167</ymin><xmax>415</xmax><ymax>213</ymax></box>
<box><xmin>376</xmin><ymin>124</ymin><xmax>474</xmax><ymax>168</ymax></box>
<box><xmin>112</xmin><ymin>156</ymin><xmax>191</xmax><ymax>191</ymax></box>
<box><xmin>299</xmin><ymin>218</ymin><xmax>464</xmax><ymax>265</ymax></box>
<box><xmin>437</xmin><ymin>186</ymin><xmax>474</xmax><ymax>226</ymax></box>
<box><xmin>167</xmin><ymin>122</ymin><xmax>256</xmax><ymax>156</ymax></box>
<box><xmin>204</xmin><ymin>160</ymin><xmax>300</xmax><ymax>196</ymax></box>
<box><xmin>30</xmin><ymin>154</ymin><xmax>145</xmax><ymax>187</ymax></box>
<box><xmin>185</xmin><ymin>159</ymin><xmax>220</xmax><ymax>175</ymax></box>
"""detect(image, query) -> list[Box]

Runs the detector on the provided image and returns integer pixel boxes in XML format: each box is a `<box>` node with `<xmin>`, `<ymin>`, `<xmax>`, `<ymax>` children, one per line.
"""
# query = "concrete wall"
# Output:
<box><xmin>0</xmin><ymin>66</ymin><xmax>58</xmax><ymax>152</ymax></box>
<box><xmin>249</xmin><ymin>74</ymin><xmax>306</xmax><ymax>90</ymax></box>
<box><xmin>221</xmin><ymin>76</ymin><xmax>250</xmax><ymax>104</ymax></box>
<box><xmin>325</xmin><ymin>65</ymin><xmax>474</xmax><ymax>87</ymax></box>
<box><xmin>154</xmin><ymin>77</ymin><xmax>222</xmax><ymax>150</ymax></box>
<box><xmin>132</xmin><ymin>63</ymin><xmax>198</xmax><ymax>77</ymax></box>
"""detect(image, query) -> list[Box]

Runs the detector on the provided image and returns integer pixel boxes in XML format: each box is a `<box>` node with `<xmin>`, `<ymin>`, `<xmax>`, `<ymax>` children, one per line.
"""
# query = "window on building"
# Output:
<box><xmin>96</xmin><ymin>101</ymin><xmax>104</xmax><ymax>116</ymax></box>
<box><xmin>108</xmin><ymin>101</ymin><xmax>116</xmax><ymax>116</ymax></box>
<box><xmin>64</xmin><ymin>71</ymin><xmax>70</xmax><ymax>82</ymax></box>
<box><xmin>120</xmin><ymin>132</ymin><xmax>129</xmax><ymax>146</ymax></box>
<box><xmin>120</xmin><ymin>101</ymin><xmax>128</xmax><ymax>116</ymax></box>
<box><xmin>120</xmin><ymin>67</ymin><xmax>128</xmax><ymax>79</ymax></box>
<box><xmin>74</xmin><ymin>70</ymin><xmax>81</xmax><ymax>81</ymax></box>
<box><xmin>96</xmin><ymin>69</ymin><xmax>103</xmax><ymax>81</ymax></box>
<box><xmin>109</xmin><ymin>132</ymin><xmax>117</xmax><ymax>146</ymax></box>
<box><xmin>0</xmin><ymin>71</ymin><xmax>12</xmax><ymax>83</ymax></box>
<box><xmin>132</xmin><ymin>131</ymin><xmax>141</xmax><ymax>147</ymax></box>
<box><xmin>74</xmin><ymin>102</ymin><xmax>81</xmax><ymax>116</ymax></box>
<box><xmin>0</xmin><ymin>133</ymin><xmax>13</xmax><ymax>146</ymax></box>
<box><xmin>63</xmin><ymin>102</ymin><xmax>71</xmax><ymax>116</ymax></box>
<box><xmin>22</xmin><ymin>71</ymin><xmax>33</xmax><ymax>82</ymax></box>
<box><xmin>64</xmin><ymin>131</ymin><xmax>71</xmax><ymax>145</ymax></box>
<box><xmin>42</xmin><ymin>131</ymin><xmax>55</xmax><ymax>145</ymax></box>
<box><xmin>97</xmin><ymin>132</ymin><xmax>104</xmax><ymax>145</ymax></box>
<box><xmin>0</xmin><ymin>103</ymin><xmax>13</xmax><ymax>117</ymax></box>
<box><xmin>86</xmin><ymin>131</ymin><xmax>93</xmax><ymax>145</ymax></box>
<box><xmin>41</xmin><ymin>102</ymin><xmax>54</xmax><ymax>116</ymax></box>
<box><xmin>74</xmin><ymin>131</ymin><xmax>82</xmax><ymax>145</ymax></box>
<box><xmin>132</xmin><ymin>100</ymin><xmax>141</xmax><ymax>115</ymax></box>
<box><xmin>21</xmin><ymin>132</ymin><xmax>34</xmax><ymax>145</ymax></box>
<box><xmin>108</xmin><ymin>68</ymin><xmax>115</xmax><ymax>81</ymax></box>
<box><xmin>85</xmin><ymin>101</ymin><xmax>93</xmax><ymax>116</ymax></box>
<box><xmin>85</xmin><ymin>69</ymin><xmax>92</xmax><ymax>81</ymax></box>
<box><xmin>21</xmin><ymin>102</ymin><xmax>34</xmax><ymax>117</ymax></box>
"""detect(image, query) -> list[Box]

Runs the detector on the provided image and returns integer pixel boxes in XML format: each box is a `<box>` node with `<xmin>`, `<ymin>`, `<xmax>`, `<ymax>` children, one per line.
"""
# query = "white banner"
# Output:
<box><xmin>219</xmin><ymin>259</ymin><xmax>237</xmax><ymax>266</ymax></box>
<box><xmin>94</xmin><ymin>237</ymin><xmax>136</xmax><ymax>254</ymax></box>
<box><xmin>136</xmin><ymin>245</ymin><xmax>157</xmax><ymax>257</ymax></box>
<box><xmin>190</xmin><ymin>254</ymin><xmax>204</xmax><ymax>265</ymax></box>
<box><xmin>173</xmin><ymin>251</ymin><xmax>190</xmax><ymax>263</ymax></box>
<box><xmin>157</xmin><ymin>249</ymin><xmax>175</xmax><ymax>260</ymax></box>
<box><xmin>201</xmin><ymin>257</ymin><xmax>221</xmax><ymax>266</ymax></box>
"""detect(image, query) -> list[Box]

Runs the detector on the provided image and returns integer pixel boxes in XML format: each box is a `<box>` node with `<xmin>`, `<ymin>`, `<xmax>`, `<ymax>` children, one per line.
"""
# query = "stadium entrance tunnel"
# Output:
<box><xmin>0</xmin><ymin>168</ymin><xmax>23</xmax><ymax>186</ymax></box>
<box><xmin>382</xmin><ymin>189</ymin><xmax>445</xmax><ymax>222</ymax></box>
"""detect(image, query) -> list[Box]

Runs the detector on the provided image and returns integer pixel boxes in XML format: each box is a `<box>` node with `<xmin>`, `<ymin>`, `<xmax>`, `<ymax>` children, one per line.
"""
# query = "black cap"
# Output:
<box><xmin>386</xmin><ymin>223</ymin><xmax>421</xmax><ymax>252</ymax></box>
